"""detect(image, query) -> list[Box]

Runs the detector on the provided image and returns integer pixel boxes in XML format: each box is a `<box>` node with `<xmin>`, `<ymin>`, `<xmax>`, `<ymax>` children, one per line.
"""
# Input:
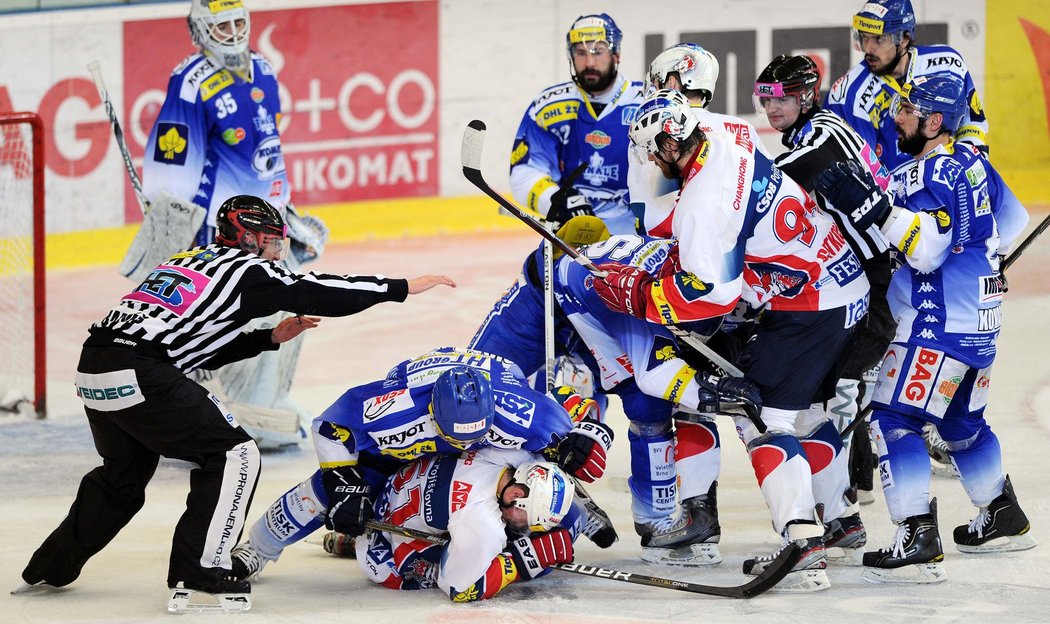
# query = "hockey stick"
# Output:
<box><xmin>461</xmin><ymin>120</ymin><xmax>744</xmax><ymax>378</ymax></box>
<box><xmin>840</xmin><ymin>404</ymin><xmax>872</xmax><ymax>441</ymax></box>
<box><xmin>1002</xmin><ymin>212</ymin><xmax>1050</xmax><ymax>272</ymax></box>
<box><xmin>364</xmin><ymin>519</ymin><xmax>800</xmax><ymax>599</ymax></box>
<box><xmin>87</xmin><ymin>61</ymin><xmax>148</xmax><ymax>214</ymax></box>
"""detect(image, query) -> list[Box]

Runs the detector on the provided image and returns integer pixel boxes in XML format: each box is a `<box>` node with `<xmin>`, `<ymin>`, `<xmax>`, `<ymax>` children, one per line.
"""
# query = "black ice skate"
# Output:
<box><xmin>954</xmin><ymin>475</ymin><xmax>1037</xmax><ymax>554</ymax></box>
<box><xmin>862</xmin><ymin>498</ymin><xmax>946</xmax><ymax>584</ymax></box>
<box><xmin>638</xmin><ymin>483</ymin><xmax>721</xmax><ymax>566</ymax></box>
<box><xmin>743</xmin><ymin>521</ymin><xmax>829</xmax><ymax>593</ymax></box>
<box><xmin>823</xmin><ymin>511</ymin><xmax>867</xmax><ymax>565</ymax></box>
<box><xmin>167</xmin><ymin>577</ymin><xmax>251</xmax><ymax>613</ymax></box>
<box><xmin>230</xmin><ymin>541</ymin><xmax>267</xmax><ymax>581</ymax></box>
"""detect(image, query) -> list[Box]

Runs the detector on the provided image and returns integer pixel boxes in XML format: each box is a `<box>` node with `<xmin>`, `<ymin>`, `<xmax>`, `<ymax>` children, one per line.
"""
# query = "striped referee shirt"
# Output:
<box><xmin>89</xmin><ymin>244</ymin><xmax>408</xmax><ymax>372</ymax></box>
<box><xmin>775</xmin><ymin>108</ymin><xmax>890</xmax><ymax>261</ymax></box>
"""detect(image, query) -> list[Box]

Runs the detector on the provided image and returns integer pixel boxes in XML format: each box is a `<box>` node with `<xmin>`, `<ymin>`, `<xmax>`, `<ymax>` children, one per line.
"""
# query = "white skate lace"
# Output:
<box><xmin>967</xmin><ymin>508</ymin><xmax>991</xmax><ymax>539</ymax></box>
<box><xmin>890</xmin><ymin>523</ymin><xmax>912</xmax><ymax>559</ymax></box>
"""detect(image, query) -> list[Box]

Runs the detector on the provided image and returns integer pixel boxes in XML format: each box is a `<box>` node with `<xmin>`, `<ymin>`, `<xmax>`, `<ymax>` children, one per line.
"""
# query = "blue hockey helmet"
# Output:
<box><xmin>566</xmin><ymin>13</ymin><xmax>623</xmax><ymax>57</ymax></box>
<box><xmin>851</xmin><ymin>1</ymin><xmax>916</xmax><ymax>49</ymax></box>
<box><xmin>892</xmin><ymin>72</ymin><xmax>966</xmax><ymax>133</ymax></box>
<box><xmin>431</xmin><ymin>366</ymin><xmax>494</xmax><ymax>449</ymax></box>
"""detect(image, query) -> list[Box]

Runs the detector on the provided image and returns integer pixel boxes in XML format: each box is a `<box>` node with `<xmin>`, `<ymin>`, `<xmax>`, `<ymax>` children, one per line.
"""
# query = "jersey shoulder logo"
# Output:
<box><xmin>153</xmin><ymin>123</ymin><xmax>189</xmax><ymax>165</ymax></box>
<box><xmin>200</xmin><ymin>70</ymin><xmax>234</xmax><ymax>102</ymax></box>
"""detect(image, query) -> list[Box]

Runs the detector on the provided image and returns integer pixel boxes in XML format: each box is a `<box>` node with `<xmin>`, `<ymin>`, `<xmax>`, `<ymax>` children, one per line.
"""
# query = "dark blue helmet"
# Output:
<box><xmin>431</xmin><ymin>367</ymin><xmax>494</xmax><ymax>448</ymax></box>
<box><xmin>852</xmin><ymin>1</ymin><xmax>916</xmax><ymax>47</ymax></box>
<box><xmin>894</xmin><ymin>72</ymin><xmax>966</xmax><ymax>133</ymax></box>
<box><xmin>566</xmin><ymin>13</ymin><xmax>623</xmax><ymax>57</ymax></box>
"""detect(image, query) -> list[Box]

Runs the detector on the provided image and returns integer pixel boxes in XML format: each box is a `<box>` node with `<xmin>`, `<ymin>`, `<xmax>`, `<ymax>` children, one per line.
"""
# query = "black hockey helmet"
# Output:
<box><xmin>215</xmin><ymin>194</ymin><xmax>287</xmax><ymax>250</ymax></box>
<box><xmin>754</xmin><ymin>54</ymin><xmax>821</xmax><ymax>112</ymax></box>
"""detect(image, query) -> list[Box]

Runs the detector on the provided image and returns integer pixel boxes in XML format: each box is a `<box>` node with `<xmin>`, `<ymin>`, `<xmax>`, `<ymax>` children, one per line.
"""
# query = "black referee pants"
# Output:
<box><xmin>22</xmin><ymin>344</ymin><xmax>261</xmax><ymax>588</ymax></box>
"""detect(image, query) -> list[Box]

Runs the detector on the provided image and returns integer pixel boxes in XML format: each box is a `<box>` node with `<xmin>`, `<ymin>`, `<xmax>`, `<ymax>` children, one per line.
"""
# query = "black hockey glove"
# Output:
<box><xmin>322</xmin><ymin>465</ymin><xmax>373</xmax><ymax>537</ymax></box>
<box><xmin>555</xmin><ymin>421</ymin><xmax>615</xmax><ymax>483</ymax></box>
<box><xmin>695</xmin><ymin>373</ymin><xmax>765</xmax><ymax>432</ymax></box>
<box><xmin>814</xmin><ymin>160</ymin><xmax>892</xmax><ymax>231</ymax></box>
<box><xmin>546</xmin><ymin>162</ymin><xmax>594</xmax><ymax>229</ymax></box>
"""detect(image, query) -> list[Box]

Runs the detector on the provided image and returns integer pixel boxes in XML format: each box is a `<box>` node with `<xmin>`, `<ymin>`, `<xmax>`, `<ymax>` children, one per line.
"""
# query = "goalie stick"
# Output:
<box><xmin>461</xmin><ymin>119</ymin><xmax>744</xmax><ymax>378</ymax></box>
<box><xmin>364</xmin><ymin>519</ymin><xmax>799</xmax><ymax>599</ymax></box>
<box><xmin>87</xmin><ymin>61</ymin><xmax>148</xmax><ymax>214</ymax></box>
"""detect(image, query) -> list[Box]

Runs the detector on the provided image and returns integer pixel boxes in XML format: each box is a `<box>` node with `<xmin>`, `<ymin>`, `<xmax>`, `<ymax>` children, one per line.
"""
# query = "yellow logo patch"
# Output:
<box><xmin>537</xmin><ymin>101</ymin><xmax>579</xmax><ymax>130</ymax></box>
<box><xmin>158</xmin><ymin>126</ymin><xmax>187</xmax><ymax>161</ymax></box>
<box><xmin>383</xmin><ymin>440</ymin><xmax>437</xmax><ymax>460</ymax></box>
<box><xmin>208</xmin><ymin>0</ymin><xmax>243</xmax><ymax>14</ymax></box>
<box><xmin>853</xmin><ymin>15</ymin><xmax>884</xmax><ymax>34</ymax></box>
<box><xmin>201</xmin><ymin>70</ymin><xmax>234</xmax><ymax>101</ymax></box>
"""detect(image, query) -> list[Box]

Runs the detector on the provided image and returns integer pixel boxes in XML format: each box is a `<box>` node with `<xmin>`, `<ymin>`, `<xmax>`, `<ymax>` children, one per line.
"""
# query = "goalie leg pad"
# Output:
<box><xmin>120</xmin><ymin>192</ymin><xmax>206</xmax><ymax>283</ymax></box>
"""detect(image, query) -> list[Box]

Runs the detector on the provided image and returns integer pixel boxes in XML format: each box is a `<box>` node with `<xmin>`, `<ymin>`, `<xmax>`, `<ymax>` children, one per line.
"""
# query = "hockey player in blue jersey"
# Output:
<box><xmin>471</xmin><ymin>219</ymin><xmax>765</xmax><ymax>567</ymax></box>
<box><xmin>816</xmin><ymin>72</ymin><xmax>1034</xmax><ymax>584</ymax></box>
<box><xmin>226</xmin><ymin>348</ymin><xmax>614</xmax><ymax>580</ymax></box>
<box><xmin>509</xmin><ymin>13</ymin><xmax>646</xmax><ymax>234</ymax></box>
<box><xmin>825</xmin><ymin>0</ymin><xmax>988</xmax><ymax>172</ymax></box>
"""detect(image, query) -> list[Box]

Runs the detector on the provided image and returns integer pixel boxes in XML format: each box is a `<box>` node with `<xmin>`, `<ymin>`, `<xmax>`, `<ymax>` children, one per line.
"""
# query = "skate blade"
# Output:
<box><xmin>10</xmin><ymin>581</ymin><xmax>60</xmax><ymax>595</ymax></box>
<box><xmin>167</xmin><ymin>588</ymin><xmax>252</xmax><ymax>614</ymax></box>
<box><xmin>640</xmin><ymin>543</ymin><xmax>722</xmax><ymax>566</ymax></box>
<box><xmin>771</xmin><ymin>568</ymin><xmax>831</xmax><ymax>592</ymax></box>
<box><xmin>826</xmin><ymin>546</ymin><xmax>865</xmax><ymax>566</ymax></box>
<box><xmin>862</xmin><ymin>561</ymin><xmax>947</xmax><ymax>584</ymax></box>
<box><xmin>956</xmin><ymin>532</ymin><xmax>1037</xmax><ymax>554</ymax></box>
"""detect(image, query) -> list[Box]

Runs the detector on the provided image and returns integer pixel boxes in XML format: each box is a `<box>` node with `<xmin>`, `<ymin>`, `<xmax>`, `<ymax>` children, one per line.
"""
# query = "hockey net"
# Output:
<box><xmin>0</xmin><ymin>112</ymin><xmax>45</xmax><ymax>418</ymax></box>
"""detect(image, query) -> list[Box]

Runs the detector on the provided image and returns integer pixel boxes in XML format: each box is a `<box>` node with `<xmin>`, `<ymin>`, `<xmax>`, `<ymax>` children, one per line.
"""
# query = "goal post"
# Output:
<box><xmin>0</xmin><ymin>111</ymin><xmax>46</xmax><ymax>418</ymax></box>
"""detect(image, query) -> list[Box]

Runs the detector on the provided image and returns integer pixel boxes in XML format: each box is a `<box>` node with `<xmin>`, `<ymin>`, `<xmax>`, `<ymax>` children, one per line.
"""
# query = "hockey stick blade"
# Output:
<box><xmin>365</xmin><ymin>520</ymin><xmax>799</xmax><ymax>598</ymax></box>
<box><xmin>461</xmin><ymin>120</ymin><xmax>606</xmax><ymax>277</ymax></box>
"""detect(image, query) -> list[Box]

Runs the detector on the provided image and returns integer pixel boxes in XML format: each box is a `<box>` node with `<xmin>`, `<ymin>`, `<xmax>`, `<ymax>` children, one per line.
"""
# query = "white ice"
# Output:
<box><xmin>3</xmin><ymin>230</ymin><xmax>1048</xmax><ymax>623</ymax></box>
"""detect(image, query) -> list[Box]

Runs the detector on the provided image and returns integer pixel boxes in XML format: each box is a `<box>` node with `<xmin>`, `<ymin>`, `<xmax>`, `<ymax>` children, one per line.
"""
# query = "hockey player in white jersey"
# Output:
<box><xmin>825</xmin><ymin>0</ymin><xmax>988</xmax><ymax>172</ymax></box>
<box><xmin>816</xmin><ymin>72</ymin><xmax>1035</xmax><ymax>583</ymax></box>
<box><xmin>509</xmin><ymin>13</ymin><xmax>646</xmax><ymax>234</ymax></box>
<box><xmin>472</xmin><ymin>221</ymin><xmax>764</xmax><ymax>566</ymax></box>
<box><xmin>358</xmin><ymin>448</ymin><xmax>582</xmax><ymax>601</ymax></box>
<box><xmin>631</xmin><ymin>43</ymin><xmax>771</xmax><ymax>237</ymax></box>
<box><xmin>227</xmin><ymin>347</ymin><xmax>614</xmax><ymax>581</ymax></box>
<box><xmin>597</xmin><ymin>90</ymin><xmax>874</xmax><ymax>591</ymax></box>
<box><xmin>754</xmin><ymin>53</ymin><xmax>895</xmax><ymax>530</ymax></box>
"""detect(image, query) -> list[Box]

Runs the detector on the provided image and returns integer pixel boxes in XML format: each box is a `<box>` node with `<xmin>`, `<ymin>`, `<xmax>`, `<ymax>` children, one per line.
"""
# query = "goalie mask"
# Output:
<box><xmin>507</xmin><ymin>461</ymin><xmax>575</xmax><ymax>533</ymax></box>
<box><xmin>215</xmin><ymin>194</ymin><xmax>287</xmax><ymax>253</ymax></box>
<box><xmin>648</xmin><ymin>44</ymin><xmax>719</xmax><ymax>108</ymax></box>
<box><xmin>431</xmin><ymin>367</ymin><xmax>494</xmax><ymax>449</ymax></box>
<box><xmin>188</xmin><ymin>0</ymin><xmax>252</xmax><ymax>81</ymax></box>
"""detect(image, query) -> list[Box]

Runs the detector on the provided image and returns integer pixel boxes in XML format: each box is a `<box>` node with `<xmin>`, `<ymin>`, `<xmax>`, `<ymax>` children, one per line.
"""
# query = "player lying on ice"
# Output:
<box><xmin>227</xmin><ymin>347</ymin><xmax>615</xmax><ymax>581</ymax></box>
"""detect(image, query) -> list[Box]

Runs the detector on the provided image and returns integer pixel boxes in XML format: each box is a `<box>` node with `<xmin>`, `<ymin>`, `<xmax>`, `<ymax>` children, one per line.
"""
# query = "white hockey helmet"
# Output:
<box><xmin>511</xmin><ymin>461</ymin><xmax>575</xmax><ymax>533</ymax></box>
<box><xmin>188</xmin><ymin>0</ymin><xmax>252</xmax><ymax>80</ymax></box>
<box><xmin>648</xmin><ymin>44</ymin><xmax>719</xmax><ymax>108</ymax></box>
<box><xmin>629</xmin><ymin>89</ymin><xmax>700</xmax><ymax>160</ymax></box>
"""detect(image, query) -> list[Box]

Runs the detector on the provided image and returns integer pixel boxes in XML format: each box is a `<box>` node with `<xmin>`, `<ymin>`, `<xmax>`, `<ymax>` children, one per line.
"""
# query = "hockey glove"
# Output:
<box><xmin>556</xmin><ymin>421</ymin><xmax>615</xmax><ymax>483</ymax></box>
<box><xmin>547</xmin><ymin>188</ymin><xmax>594</xmax><ymax>230</ymax></box>
<box><xmin>696</xmin><ymin>373</ymin><xmax>765</xmax><ymax>432</ymax></box>
<box><xmin>593</xmin><ymin>263</ymin><xmax>653</xmax><ymax>319</ymax></box>
<box><xmin>322</xmin><ymin>465</ymin><xmax>374</xmax><ymax>537</ymax></box>
<box><xmin>506</xmin><ymin>528</ymin><xmax>574</xmax><ymax>580</ymax></box>
<box><xmin>553</xmin><ymin>386</ymin><xmax>601</xmax><ymax>424</ymax></box>
<box><xmin>814</xmin><ymin>160</ymin><xmax>892</xmax><ymax>231</ymax></box>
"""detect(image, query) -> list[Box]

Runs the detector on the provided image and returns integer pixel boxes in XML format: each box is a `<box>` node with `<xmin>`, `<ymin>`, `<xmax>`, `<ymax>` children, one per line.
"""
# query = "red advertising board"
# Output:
<box><xmin>123</xmin><ymin>1</ymin><xmax>438</xmax><ymax>222</ymax></box>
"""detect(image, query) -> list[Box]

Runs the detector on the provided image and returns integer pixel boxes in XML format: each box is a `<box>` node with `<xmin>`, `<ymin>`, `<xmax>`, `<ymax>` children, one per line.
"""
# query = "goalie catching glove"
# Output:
<box><xmin>506</xmin><ymin>528</ymin><xmax>574</xmax><ymax>580</ymax></box>
<box><xmin>814</xmin><ymin>160</ymin><xmax>892</xmax><ymax>231</ymax></box>
<box><xmin>695</xmin><ymin>374</ymin><xmax>765</xmax><ymax>432</ymax></box>
<box><xmin>593</xmin><ymin>263</ymin><xmax>654</xmax><ymax>319</ymax></box>
<box><xmin>322</xmin><ymin>465</ymin><xmax>373</xmax><ymax>537</ymax></box>
<box><xmin>553</xmin><ymin>420</ymin><xmax>615</xmax><ymax>483</ymax></box>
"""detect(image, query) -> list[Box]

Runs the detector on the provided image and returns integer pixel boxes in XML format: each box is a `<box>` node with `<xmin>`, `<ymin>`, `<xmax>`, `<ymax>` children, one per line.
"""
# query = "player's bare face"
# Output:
<box><xmin>259</xmin><ymin>235</ymin><xmax>285</xmax><ymax>261</ymax></box>
<box><xmin>761</xmin><ymin>95</ymin><xmax>801</xmax><ymax>131</ymax></box>
<box><xmin>500</xmin><ymin>484</ymin><xmax>530</xmax><ymax>533</ymax></box>
<box><xmin>572</xmin><ymin>43</ymin><xmax>617</xmax><ymax>95</ymax></box>
<box><xmin>894</xmin><ymin>102</ymin><xmax>929</xmax><ymax>156</ymax></box>
<box><xmin>858</xmin><ymin>32</ymin><xmax>904</xmax><ymax>76</ymax></box>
